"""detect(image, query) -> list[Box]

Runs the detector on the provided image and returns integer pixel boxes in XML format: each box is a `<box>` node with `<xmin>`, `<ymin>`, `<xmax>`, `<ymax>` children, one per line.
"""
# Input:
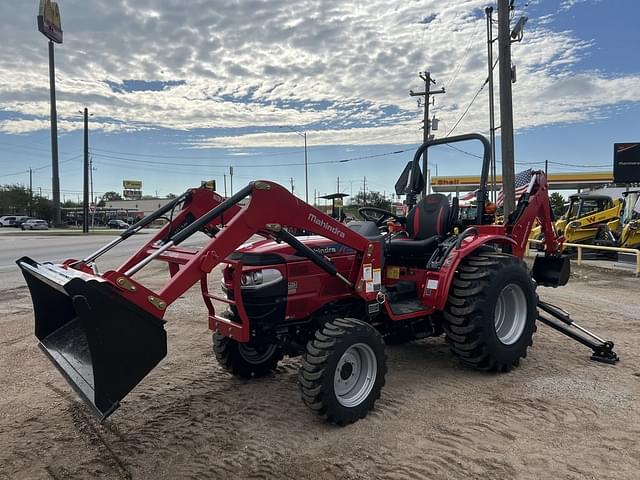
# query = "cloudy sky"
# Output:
<box><xmin>1</xmin><ymin>0</ymin><xmax>639</xmax><ymax>202</ymax></box>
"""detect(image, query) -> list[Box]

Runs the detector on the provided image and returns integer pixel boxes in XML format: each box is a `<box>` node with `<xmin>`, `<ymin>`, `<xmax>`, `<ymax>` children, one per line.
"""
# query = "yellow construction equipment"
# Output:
<box><xmin>594</xmin><ymin>190</ymin><xmax>640</xmax><ymax>249</ymax></box>
<box><xmin>531</xmin><ymin>193</ymin><xmax>623</xmax><ymax>251</ymax></box>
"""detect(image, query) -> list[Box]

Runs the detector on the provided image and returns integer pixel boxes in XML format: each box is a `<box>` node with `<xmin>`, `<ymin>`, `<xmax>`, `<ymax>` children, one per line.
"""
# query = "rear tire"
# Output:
<box><xmin>299</xmin><ymin>318</ymin><xmax>386</xmax><ymax>424</ymax></box>
<box><xmin>443</xmin><ymin>251</ymin><xmax>537</xmax><ymax>372</ymax></box>
<box><xmin>213</xmin><ymin>333</ymin><xmax>283</xmax><ymax>379</ymax></box>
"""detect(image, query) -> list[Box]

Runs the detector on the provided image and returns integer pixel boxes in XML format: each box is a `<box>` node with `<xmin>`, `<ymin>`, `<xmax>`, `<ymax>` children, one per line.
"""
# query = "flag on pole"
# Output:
<box><xmin>460</xmin><ymin>189</ymin><xmax>479</xmax><ymax>201</ymax></box>
<box><xmin>497</xmin><ymin>169</ymin><xmax>533</xmax><ymax>207</ymax></box>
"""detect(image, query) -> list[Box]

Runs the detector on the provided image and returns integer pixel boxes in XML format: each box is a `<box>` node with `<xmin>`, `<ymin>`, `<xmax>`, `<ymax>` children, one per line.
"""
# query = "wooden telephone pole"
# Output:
<box><xmin>498</xmin><ymin>0</ymin><xmax>516</xmax><ymax>214</ymax></box>
<box><xmin>410</xmin><ymin>71</ymin><xmax>445</xmax><ymax>197</ymax></box>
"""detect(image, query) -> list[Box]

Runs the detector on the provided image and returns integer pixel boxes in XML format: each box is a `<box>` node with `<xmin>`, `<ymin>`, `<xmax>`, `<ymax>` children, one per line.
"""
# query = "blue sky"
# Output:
<box><xmin>1</xmin><ymin>0</ymin><xmax>639</xmax><ymax>204</ymax></box>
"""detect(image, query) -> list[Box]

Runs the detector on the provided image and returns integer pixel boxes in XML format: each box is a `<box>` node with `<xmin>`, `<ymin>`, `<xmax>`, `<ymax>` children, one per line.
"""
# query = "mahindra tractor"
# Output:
<box><xmin>17</xmin><ymin>134</ymin><xmax>618</xmax><ymax>424</ymax></box>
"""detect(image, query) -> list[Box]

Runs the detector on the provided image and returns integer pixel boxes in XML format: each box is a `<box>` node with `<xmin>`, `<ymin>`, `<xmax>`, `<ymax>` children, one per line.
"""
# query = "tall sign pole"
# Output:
<box><xmin>83</xmin><ymin>108</ymin><xmax>89</xmax><ymax>233</ymax></box>
<box><xmin>38</xmin><ymin>0</ymin><xmax>63</xmax><ymax>226</ymax></box>
<box><xmin>497</xmin><ymin>0</ymin><xmax>516</xmax><ymax>215</ymax></box>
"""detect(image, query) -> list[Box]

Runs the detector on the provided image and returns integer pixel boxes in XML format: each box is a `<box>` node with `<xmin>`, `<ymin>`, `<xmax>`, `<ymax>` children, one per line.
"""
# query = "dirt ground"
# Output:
<box><xmin>1</xmin><ymin>263</ymin><xmax>639</xmax><ymax>480</ymax></box>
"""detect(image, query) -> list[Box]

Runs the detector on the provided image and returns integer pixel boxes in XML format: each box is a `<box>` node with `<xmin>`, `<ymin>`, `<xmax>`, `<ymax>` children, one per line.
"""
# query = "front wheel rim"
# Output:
<box><xmin>334</xmin><ymin>343</ymin><xmax>377</xmax><ymax>407</ymax></box>
<box><xmin>494</xmin><ymin>283</ymin><xmax>528</xmax><ymax>345</ymax></box>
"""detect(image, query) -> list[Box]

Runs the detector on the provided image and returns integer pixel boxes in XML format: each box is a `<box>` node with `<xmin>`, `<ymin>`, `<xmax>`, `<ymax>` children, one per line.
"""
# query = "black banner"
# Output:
<box><xmin>614</xmin><ymin>143</ymin><xmax>640</xmax><ymax>184</ymax></box>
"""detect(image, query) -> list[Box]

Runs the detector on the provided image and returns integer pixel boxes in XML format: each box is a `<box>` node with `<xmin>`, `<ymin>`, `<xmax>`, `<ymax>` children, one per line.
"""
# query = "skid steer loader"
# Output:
<box><xmin>18</xmin><ymin>134</ymin><xmax>618</xmax><ymax>424</ymax></box>
<box><xmin>593</xmin><ymin>190</ymin><xmax>640</xmax><ymax>249</ymax></box>
<box><xmin>531</xmin><ymin>193</ymin><xmax>623</xmax><ymax>251</ymax></box>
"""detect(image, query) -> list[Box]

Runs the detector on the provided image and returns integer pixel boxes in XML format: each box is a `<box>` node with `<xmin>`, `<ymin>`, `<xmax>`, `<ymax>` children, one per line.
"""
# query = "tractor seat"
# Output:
<box><xmin>387</xmin><ymin>194</ymin><xmax>452</xmax><ymax>257</ymax></box>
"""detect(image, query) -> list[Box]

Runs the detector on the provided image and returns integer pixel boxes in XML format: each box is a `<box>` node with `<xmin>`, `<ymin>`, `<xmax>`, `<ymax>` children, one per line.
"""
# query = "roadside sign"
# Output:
<box><xmin>614</xmin><ymin>143</ymin><xmax>640</xmax><ymax>184</ymax></box>
<box><xmin>37</xmin><ymin>0</ymin><xmax>63</xmax><ymax>44</ymax></box>
<box><xmin>89</xmin><ymin>203</ymin><xmax>96</xmax><ymax>213</ymax></box>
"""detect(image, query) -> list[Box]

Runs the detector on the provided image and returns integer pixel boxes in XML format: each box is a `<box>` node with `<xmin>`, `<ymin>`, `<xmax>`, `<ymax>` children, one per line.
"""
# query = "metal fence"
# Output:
<box><xmin>527</xmin><ymin>239</ymin><xmax>640</xmax><ymax>277</ymax></box>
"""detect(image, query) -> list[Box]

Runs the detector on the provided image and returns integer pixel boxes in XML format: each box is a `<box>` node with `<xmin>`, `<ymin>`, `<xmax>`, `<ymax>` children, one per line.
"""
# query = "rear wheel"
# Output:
<box><xmin>213</xmin><ymin>333</ymin><xmax>283</xmax><ymax>379</ymax></box>
<box><xmin>443</xmin><ymin>251</ymin><xmax>537</xmax><ymax>372</ymax></box>
<box><xmin>299</xmin><ymin>318</ymin><xmax>386</xmax><ymax>424</ymax></box>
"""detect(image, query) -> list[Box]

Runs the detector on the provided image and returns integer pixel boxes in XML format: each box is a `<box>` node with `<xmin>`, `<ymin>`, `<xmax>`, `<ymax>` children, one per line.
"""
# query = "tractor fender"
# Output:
<box><xmin>429</xmin><ymin>234</ymin><xmax>518</xmax><ymax>312</ymax></box>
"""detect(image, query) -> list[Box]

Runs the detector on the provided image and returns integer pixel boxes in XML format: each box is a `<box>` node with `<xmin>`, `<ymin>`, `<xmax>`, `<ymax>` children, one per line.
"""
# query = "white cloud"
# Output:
<box><xmin>0</xmin><ymin>0</ymin><xmax>637</xmax><ymax>147</ymax></box>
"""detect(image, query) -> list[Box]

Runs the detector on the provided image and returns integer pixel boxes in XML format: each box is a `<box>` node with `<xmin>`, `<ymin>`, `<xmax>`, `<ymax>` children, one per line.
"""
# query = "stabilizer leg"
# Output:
<box><xmin>537</xmin><ymin>300</ymin><xmax>619</xmax><ymax>364</ymax></box>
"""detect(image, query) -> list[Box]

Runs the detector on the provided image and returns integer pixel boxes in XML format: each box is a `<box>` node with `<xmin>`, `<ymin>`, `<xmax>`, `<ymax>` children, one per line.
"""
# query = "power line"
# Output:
<box><xmin>90</xmin><ymin>148</ymin><xmax>414</xmax><ymax>169</ymax></box>
<box><xmin>0</xmin><ymin>154</ymin><xmax>82</xmax><ymax>179</ymax></box>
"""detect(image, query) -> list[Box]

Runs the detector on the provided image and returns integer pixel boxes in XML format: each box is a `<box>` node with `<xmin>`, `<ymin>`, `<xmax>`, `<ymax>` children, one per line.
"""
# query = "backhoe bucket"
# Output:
<box><xmin>17</xmin><ymin>257</ymin><xmax>167</xmax><ymax>421</ymax></box>
<box><xmin>531</xmin><ymin>254</ymin><xmax>570</xmax><ymax>287</ymax></box>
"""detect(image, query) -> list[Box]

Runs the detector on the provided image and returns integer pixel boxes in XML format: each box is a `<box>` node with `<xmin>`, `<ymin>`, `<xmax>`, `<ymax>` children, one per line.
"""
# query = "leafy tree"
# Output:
<box><xmin>352</xmin><ymin>191</ymin><xmax>391</xmax><ymax>211</ymax></box>
<box><xmin>166</xmin><ymin>193</ymin><xmax>177</xmax><ymax>199</ymax></box>
<box><xmin>0</xmin><ymin>184</ymin><xmax>54</xmax><ymax>221</ymax></box>
<box><xmin>99</xmin><ymin>191</ymin><xmax>123</xmax><ymax>206</ymax></box>
<box><xmin>0</xmin><ymin>184</ymin><xmax>30</xmax><ymax>214</ymax></box>
<box><xmin>549</xmin><ymin>192</ymin><xmax>566</xmax><ymax>217</ymax></box>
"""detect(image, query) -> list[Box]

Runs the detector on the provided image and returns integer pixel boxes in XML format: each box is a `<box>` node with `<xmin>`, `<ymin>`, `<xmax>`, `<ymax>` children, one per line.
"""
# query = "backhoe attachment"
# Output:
<box><xmin>537</xmin><ymin>300</ymin><xmax>619</xmax><ymax>364</ymax></box>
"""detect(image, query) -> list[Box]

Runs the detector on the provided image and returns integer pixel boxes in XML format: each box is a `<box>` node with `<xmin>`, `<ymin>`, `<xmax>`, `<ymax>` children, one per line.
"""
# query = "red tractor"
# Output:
<box><xmin>18</xmin><ymin>134</ymin><xmax>617</xmax><ymax>424</ymax></box>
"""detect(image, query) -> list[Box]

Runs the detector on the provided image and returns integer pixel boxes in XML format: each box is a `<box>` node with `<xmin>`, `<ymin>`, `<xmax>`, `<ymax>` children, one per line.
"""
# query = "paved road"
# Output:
<box><xmin>0</xmin><ymin>231</ymin><xmax>210</xmax><ymax>290</ymax></box>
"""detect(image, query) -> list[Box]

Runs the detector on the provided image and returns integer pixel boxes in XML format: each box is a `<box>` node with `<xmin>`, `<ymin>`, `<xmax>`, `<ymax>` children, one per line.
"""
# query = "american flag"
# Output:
<box><xmin>497</xmin><ymin>169</ymin><xmax>533</xmax><ymax>207</ymax></box>
<box><xmin>460</xmin><ymin>189</ymin><xmax>478</xmax><ymax>201</ymax></box>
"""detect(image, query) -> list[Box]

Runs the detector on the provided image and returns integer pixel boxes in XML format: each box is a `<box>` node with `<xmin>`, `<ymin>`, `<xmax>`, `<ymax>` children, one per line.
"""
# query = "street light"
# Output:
<box><xmin>281</xmin><ymin>126</ymin><xmax>309</xmax><ymax>203</ymax></box>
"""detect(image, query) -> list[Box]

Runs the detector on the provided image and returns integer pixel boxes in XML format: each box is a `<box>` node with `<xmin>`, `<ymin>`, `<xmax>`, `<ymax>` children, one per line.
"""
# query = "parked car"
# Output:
<box><xmin>21</xmin><ymin>219</ymin><xmax>49</xmax><ymax>230</ymax></box>
<box><xmin>0</xmin><ymin>216</ymin><xmax>18</xmax><ymax>227</ymax></box>
<box><xmin>107</xmin><ymin>219</ymin><xmax>130</xmax><ymax>229</ymax></box>
<box><xmin>14</xmin><ymin>217</ymin><xmax>35</xmax><ymax>228</ymax></box>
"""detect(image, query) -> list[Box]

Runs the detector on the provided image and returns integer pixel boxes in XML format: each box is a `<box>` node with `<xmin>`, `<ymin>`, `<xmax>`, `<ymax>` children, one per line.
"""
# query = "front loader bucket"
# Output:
<box><xmin>17</xmin><ymin>257</ymin><xmax>167</xmax><ymax>421</ymax></box>
<box><xmin>532</xmin><ymin>254</ymin><xmax>570</xmax><ymax>287</ymax></box>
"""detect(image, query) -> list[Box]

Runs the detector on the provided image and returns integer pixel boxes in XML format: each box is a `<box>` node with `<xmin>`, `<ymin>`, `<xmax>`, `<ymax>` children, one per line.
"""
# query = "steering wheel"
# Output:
<box><xmin>358</xmin><ymin>207</ymin><xmax>404</xmax><ymax>227</ymax></box>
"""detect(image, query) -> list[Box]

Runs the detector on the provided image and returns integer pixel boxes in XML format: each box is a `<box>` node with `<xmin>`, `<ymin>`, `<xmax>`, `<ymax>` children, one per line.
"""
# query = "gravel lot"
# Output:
<box><xmin>1</xmin><ymin>262</ymin><xmax>638</xmax><ymax>480</ymax></box>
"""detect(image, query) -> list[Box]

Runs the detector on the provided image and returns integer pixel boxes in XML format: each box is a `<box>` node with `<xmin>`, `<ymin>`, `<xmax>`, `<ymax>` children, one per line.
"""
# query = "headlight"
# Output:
<box><xmin>567</xmin><ymin>221</ymin><xmax>581</xmax><ymax>229</ymax></box>
<box><xmin>240</xmin><ymin>268</ymin><xmax>282</xmax><ymax>288</ymax></box>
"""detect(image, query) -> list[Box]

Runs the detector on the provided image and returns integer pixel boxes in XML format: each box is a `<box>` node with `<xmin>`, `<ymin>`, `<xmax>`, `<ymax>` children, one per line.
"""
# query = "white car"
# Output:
<box><xmin>21</xmin><ymin>219</ymin><xmax>49</xmax><ymax>230</ymax></box>
<box><xmin>0</xmin><ymin>215</ymin><xmax>19</xmax><ymax>227</ymax></box>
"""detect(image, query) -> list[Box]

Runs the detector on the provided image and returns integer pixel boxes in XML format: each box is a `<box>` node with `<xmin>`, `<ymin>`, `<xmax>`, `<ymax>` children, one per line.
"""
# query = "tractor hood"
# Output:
<box><xmin>230</xmin><ymin>235</ymin><xmax>356</xmax><ymax>265</ymax></box>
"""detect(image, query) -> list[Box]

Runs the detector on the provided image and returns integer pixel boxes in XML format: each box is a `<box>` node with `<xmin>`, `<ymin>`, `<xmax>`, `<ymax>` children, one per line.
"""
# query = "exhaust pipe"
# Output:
<box><xmin>17</xmin><ymin>257</ymin><xmax>167</xmax><ymax>421</ymax></box>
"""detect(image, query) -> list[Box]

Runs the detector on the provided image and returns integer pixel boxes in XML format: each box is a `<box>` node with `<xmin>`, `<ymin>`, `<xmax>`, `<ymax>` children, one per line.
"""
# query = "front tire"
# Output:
<box><xmin>213</xmin><ymin>333</ymin><xmax>283</xmax><ymax>379</ymax></box>
<box><xmin>443</xmin><ymin>251</ymin><xmax>537</xmax><ymax>372</ymax></box>
<box><xmin>299</xmin><ymin>318</ymin><xmax>386</xmax><ymax>424</ymax></box>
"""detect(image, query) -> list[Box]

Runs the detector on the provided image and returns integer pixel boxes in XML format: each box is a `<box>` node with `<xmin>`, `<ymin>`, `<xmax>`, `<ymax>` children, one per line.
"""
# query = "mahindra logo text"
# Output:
<box><xmin>308</xmin><ymin>213</ymin><xmax>346</xmax><ymax>239</ymax></box>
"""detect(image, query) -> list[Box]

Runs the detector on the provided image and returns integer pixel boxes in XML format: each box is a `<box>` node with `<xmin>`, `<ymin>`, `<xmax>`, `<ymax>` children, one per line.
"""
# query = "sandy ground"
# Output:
<box><xmin>1</xmin><ymin>263</ymin><xmax>639</xmax><ymax>480</ymax></box>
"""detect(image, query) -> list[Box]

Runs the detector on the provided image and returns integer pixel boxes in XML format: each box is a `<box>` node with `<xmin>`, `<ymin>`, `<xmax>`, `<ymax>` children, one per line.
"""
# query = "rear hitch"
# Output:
<box><xmin>537</xmin><ymin>300</ymin><xmax>619</xmax><ymax>364</ymax></box>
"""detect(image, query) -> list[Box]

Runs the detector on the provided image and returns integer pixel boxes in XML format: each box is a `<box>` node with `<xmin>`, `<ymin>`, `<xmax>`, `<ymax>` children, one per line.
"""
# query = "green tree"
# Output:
<box><xmin>0</xmin><ymin>184</ymin><xmax>30</xmax><ymax>214</ymax></box>
<box><xmin>352</xmin><ymin>191</ymin><xmax>392</xmax><ymax>211</ymax></box>
<box><xmin>549</xmin><ymin>192</ymin><xmax>566</xmax><ymax>217</ymax></box>
<box><xmin>166</xmin><ymin>193</ymin><xmax>177</xmax><ymax>199</ymax></box>
<box><xmin>99</xmin><ymin>191</ymin><xmax>123</xmax><ymax>206</ymax></box>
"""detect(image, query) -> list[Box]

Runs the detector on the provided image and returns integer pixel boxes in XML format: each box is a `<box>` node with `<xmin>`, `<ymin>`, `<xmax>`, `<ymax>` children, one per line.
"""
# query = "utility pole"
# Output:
<box><xmin>290</xmin><ymin>177</ymin><xmax>295</xmax><ymax>194</ymax></box>
<box><xmin>29</xmin><ymin>168</ymin><xmax>33</xmax><ymax>217</ymax></box>
<box><xmin>229</xmin><ymin>166</ymin><xmax>234</xmax><ymax>195</ymax></box>
<box><xmin>89</xmin><ymin>155</ymin><xmax>95</xmax><ymax>229</ymax></box>
<box><xmin>337</xmin><ymin>176</ymin><xmax>340</xmax><ymax>193</ymax></box>
<box><xmin>303</xmin><ymin>132</ymin><xmax>308</xmax><ymax>203</ymax></box>
<box><xmin>410</xmin><ymin>71</ymin><xmax>445</xmax><ymax>198</ymax></box>
<box><xmin>486</xmin><ymin>6</ymin><xmax>498</xmax><ymax>203</ymax></box>
<box><xmin>498</xmin><ymin>0</ymin><xmax>516</xmax><ymax>214</ymax></box>
<box><xmin>82</xmin><ymin>107</ymin><xmax>89</xmax><ymax>233</ymax></box>
<box><xmin>223</xmin><ymin>174</ymin><xmax>227</xmax><ymax>197</ymax></box>
<box><xmin>363</xmin><ymin>176</ymin><xmax>367</xmax><ymax>206</ymax></box>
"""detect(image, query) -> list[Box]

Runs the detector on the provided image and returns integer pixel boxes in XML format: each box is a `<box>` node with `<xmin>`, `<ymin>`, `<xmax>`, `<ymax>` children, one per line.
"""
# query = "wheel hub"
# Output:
<box><xmin>494</xmin><ymin>283</ymin><xmax>528</xmax><ymax>345</ymax></box>
<box><xmin>333</xmin><ymin>343</ymin><xmax>377</xmax><ymax>407</ymax></box>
